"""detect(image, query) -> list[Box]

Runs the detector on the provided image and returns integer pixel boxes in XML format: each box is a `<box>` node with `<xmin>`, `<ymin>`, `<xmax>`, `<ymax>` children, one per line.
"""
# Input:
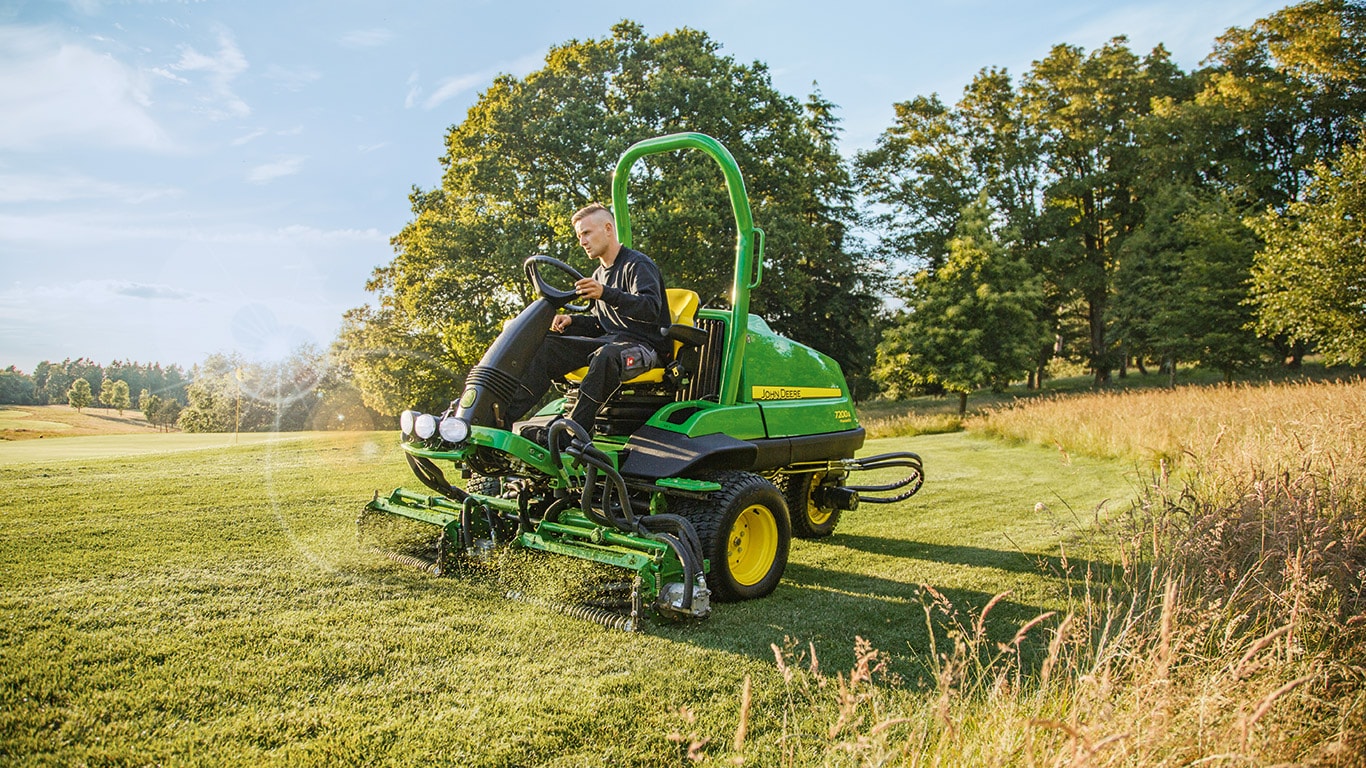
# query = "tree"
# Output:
<box><xmin>154</xmin><ymin>398</ymin><xmax>182</xmax><ymax>431</ymax></box>
<box><xmin>339</xmin><ymin>21</ymin><xmax>879</xmax><ymax>414</ymax></box>
<box><xmin>873</xmin><ymin>198</ymin><xmax>1048</xmax><ymax>413</ymax></box>
<box><xmin>1115</xmin><ymin>187</ymin><xmax>1268</xmax><ymax>383</ymax></box>
<box><xmin>0</xmin><ymin>366</ymin><xmax>36</xmax><ymax>404</ymax></box>
<box><xmin>67</xmin><ymin>378</ymin><xmax>92</xmax><ymax>412</ymax></box>
<box><xmin>106</xmin><ymin>379</ymin><xmax>131</xmax><ymax>415</ymax></box>
<box><xmin>1021</xmin><ymin>39</ymin><xmax>1188</xmax><ymax>384</ymax></box>
<box><xmin>1249</xmin><ymin>138</ymin><xmax>1366</xmax><ymax>365</ymax></box>
<box><xmin>141</xmin><ymin>389</ymin><xmax>163</xmax><ymax>424</ymax></box>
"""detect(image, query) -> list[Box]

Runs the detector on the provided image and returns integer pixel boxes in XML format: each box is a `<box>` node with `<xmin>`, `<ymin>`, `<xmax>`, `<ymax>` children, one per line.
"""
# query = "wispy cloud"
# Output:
<box><xmin>246</xmin><ymin>155</ymin><xmax>306</xmax><ymax>184</ymax></box>
<box><xmin>0</xmin><ymin>173</ymin><xmax>181</xmax><ymax>204</ymax></box>
<box><xmin>0</xmin><ymin>211</ymin><xmax>387</xmax><ymax>248</ymax></box>
<box><xmin>339</xmin><ymin>28</ymin><xmax>393</xmax><ymax>49</ymax></box>
<box><xmin>265</xmin><ymin>63</ymin><xmax>321</xmax><ymax>92</ymax></box>
<box><xmin>0</xmin><ymin>25</ymin><xmax>171</xmax><ymax>151</ymax></box>
<box><xmin>230</xmin><ymin>128</ymin><xmax>268</xmax><ymax>146</ymax></box>
<box><xmin>7</xmin><ymin>279</ymin><xmax>202</xmax><ymax>304</ymax></box>
<box><xmin>407</xmin><ymin>49</ymin><xmax>546</xmax><ymax>111</ymax></box>
<box><xmin>168</xmin><ymin>27</ymin><xmax>250</xmax><ymax>120</ymax></box>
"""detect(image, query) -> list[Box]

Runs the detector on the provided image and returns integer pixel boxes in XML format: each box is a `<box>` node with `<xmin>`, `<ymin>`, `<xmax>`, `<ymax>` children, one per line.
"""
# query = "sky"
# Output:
<box><xmin>0</xmin><ymin>0</ymin><xmax>1289</xmax><ymax>374</ymax></box>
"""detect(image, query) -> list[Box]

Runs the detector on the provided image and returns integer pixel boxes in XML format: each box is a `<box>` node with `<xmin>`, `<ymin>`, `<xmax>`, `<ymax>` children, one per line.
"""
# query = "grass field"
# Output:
<box><xmin>0</xmin><ymin>429</ymin><xmax>1133</xmax><ymax>766</ymax></box>
<box><xmin>0</xmin><ymin>405</ymin><xmax>158</xmax><ymax>441</ymax></box>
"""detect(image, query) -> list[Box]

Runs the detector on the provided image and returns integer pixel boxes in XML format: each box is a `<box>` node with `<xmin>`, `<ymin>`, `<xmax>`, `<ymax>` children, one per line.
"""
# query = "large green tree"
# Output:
<box><xmin>873</xmin><ymin>198</ymin><xmax>1048</xmax><ymax>413</ymax></box>
<box><xmin>338</xmin><ymin>21</ymin><xmax>880</xmax><ymax>414</ymax></box>
<box><xmin>1250</xmin><ymin>138</ymin><xmax>1366</xmax><ymax>365</ymax></box>
<box><xmin>1021</xmin><ymin>38</ymin><xmax>1187</xmax><ymax>384</ymax></box>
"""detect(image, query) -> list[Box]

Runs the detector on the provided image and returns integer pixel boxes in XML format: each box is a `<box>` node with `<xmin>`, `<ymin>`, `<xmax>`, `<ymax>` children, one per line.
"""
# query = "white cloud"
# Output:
<box><xmin>339</xmin><ymin>28</ymin><xmax>394</xmax><ymax>49</ymax></box>
<box><xmin>410</xmin><ymin>49</ymin><xmax>547</xmax><ymax>111</ymax></box>
<box><xmin>246</xmin><ymin>155</ymin><xmax>306</xmax><ymax>184</ymax></box>
<box><xmin>0</xmin><ymin>25</ymin><xmax>171</xmax><ymax>151</ymax></box>
<box><xmin>168</xmin><ymin>27</ymin><xmax>250</xmax><ymax>120</ymax></box>
<box><xmin>0</xmin><ymin>173</ymin><xmax>181</xmax><ymax>204</ymax></box>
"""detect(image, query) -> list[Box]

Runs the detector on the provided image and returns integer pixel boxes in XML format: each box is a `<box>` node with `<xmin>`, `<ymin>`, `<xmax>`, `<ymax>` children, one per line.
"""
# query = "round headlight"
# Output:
<box><xmin>414</xmin><ymin>413</ymin><xmax>438</xmax><ymax>440</ymax></box>
<box><xmin>399</xmin><ymin>410</ymin><xmax>416</xmax><ymax>436</ymax></box>
<box><xmin>438</xmin><ymin>416</ymin><xmax>470</xmax><ymax>444</ymax></box>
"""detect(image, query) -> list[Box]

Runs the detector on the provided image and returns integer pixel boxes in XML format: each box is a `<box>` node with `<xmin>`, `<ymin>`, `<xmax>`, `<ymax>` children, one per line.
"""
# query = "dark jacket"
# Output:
<box><xmin>564</xmin><ymin>247</ymin><xmax>670</xmax><ymax>355</ymax></box>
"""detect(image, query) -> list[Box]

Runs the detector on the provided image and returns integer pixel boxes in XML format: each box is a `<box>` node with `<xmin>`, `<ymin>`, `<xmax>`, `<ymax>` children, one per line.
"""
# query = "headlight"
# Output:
<box><xmin>414</xmin><ymin>413</ymin><xmax>438</xmax><ymax>440</ymax></box>
<box><xmin>399</xmin><ymin>410</ymin><xmax>417</xmax><ymax>437</ymax></box>
<box><xmin>438</xmin><ymin>416</ymin><xmax>470</xmax><ymax>444</ymax></box>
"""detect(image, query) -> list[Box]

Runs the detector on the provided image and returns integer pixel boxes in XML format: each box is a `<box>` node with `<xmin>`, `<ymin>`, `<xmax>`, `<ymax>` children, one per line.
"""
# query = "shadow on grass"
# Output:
<box><xmin>831</xmin><ymin>533</ymin><xmax>1114</xmax><ymax>582</ymax></box>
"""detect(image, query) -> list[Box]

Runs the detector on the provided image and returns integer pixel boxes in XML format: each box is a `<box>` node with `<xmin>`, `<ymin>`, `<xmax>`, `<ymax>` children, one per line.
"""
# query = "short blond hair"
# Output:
<box><xmin>571</xmin><ymin>203</ymin><xmax>612</xmax><ymax>225</ymax></box>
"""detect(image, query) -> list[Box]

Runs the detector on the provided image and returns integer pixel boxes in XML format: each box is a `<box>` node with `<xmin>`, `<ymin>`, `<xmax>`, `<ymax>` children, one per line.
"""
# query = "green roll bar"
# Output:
<box><xmin>610</xmin><ymin>132</ymin><xmax>763</xmax><ymax>407</ymax></box>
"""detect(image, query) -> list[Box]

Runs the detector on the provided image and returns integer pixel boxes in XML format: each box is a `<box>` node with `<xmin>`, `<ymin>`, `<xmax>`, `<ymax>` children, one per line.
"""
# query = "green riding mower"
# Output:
<box><xmin>361</xmin><ymin>132</ymin><xmax>923</xmax><ymax>630</ymax></box>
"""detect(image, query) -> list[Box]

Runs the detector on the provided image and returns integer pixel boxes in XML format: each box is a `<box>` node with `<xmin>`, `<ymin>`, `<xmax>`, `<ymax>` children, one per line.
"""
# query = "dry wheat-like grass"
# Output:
<box><xmin>728</xmin><ymin>379</ymin><xmax>1366</xmax><ymax>766</ymax></box>
<box><xmin>968</xmin><ymin>379</ymin><xmax>1366</xmax><ymax>476</ymax></box>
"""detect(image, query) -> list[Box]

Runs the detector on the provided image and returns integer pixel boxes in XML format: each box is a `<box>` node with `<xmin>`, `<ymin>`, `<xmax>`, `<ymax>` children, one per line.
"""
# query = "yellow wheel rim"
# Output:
<box><xmin>805</xmin><ymin>473</ymin><xmax>832</xmax><ymax>526</ymax></box>
<box><xmin>728</xmin><ymin>503</ymin><xmax>779</xmax><ymax>586</ymax></box>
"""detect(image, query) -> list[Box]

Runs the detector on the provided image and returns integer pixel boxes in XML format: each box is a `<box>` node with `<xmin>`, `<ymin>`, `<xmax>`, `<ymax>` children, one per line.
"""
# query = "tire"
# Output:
<box><xmin>785</xmin><ymin>472</ymin><xmax>841</xmax><ymax>539</ymax></box>
<box><xmin>678</xmin><ymin>471</ymin><xmax>791</xmax><ymax>603</ymax></box>
<box><xmin>465</xmin><ymin>474</ymin><xmax>503</xmax><ymax>497</ymax></box>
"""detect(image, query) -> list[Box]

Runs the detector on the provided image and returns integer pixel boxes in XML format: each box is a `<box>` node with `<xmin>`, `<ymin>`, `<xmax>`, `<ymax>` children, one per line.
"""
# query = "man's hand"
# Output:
<box><xmin>550</xmin><ymin>314</ymin><xmax>572</xmax><ymax>333</ymax></box>
<box><xmin>574</xmin><ymin>277</ymin><xmax>604</xmax><ymax>301</ymax></box>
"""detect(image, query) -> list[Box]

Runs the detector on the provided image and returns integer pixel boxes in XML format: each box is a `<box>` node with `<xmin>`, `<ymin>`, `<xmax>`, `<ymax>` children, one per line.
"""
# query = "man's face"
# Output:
<box><xmin>574</xmin><ymin>212</ymin><xmax>615</xmax><ymax>261</ymax></box>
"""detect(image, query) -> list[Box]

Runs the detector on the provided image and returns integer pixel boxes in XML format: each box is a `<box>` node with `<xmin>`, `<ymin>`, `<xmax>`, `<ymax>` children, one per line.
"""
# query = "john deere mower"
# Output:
<box><xmin>362</xmin><ymin>132</ymin><xmax>923</xmax><ymax>630</ymax></box>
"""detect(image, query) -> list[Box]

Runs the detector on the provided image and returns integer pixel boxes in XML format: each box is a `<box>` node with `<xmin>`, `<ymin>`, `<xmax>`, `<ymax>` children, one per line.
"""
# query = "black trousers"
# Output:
<box><xmin>506</xmin><ymin>334</ymin><xmax>658</xmax><ymax>431</ymax></box>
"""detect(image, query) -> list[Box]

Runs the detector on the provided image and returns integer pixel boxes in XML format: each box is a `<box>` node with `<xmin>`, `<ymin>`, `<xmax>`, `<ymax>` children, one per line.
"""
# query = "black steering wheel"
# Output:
<box><xmin>524</xmin><ymin>255</ymin><xmax>589</xmax><ymax>312</ymax></box>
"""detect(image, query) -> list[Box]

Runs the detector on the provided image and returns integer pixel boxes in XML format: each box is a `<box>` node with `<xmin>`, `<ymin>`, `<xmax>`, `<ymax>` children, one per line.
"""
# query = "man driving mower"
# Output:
<box><xmin>503</xmin><ymin>203</ymin><xmax>672</xmax><ymax>435</ymax></box>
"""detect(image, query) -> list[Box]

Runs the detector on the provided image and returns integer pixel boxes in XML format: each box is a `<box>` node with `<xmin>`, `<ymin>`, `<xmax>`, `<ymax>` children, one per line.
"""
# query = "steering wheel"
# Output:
<box><xmin>524</xmin><ymin>255</ymin><xmax>589</xmax><ymax>312</ymax></box>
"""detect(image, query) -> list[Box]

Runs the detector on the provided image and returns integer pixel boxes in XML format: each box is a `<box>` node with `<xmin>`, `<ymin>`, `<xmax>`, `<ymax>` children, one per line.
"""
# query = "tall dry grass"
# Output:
<box><xmin>716</xmin><ymin>379</ymin><xmax>1366</xmax><ymax>766</ymax></box>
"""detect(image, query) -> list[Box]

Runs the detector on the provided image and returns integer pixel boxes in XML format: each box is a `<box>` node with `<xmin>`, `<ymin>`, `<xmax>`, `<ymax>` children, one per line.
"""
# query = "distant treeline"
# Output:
<box><xmin>0</xmin><ymin>359</ymin><xmax>189</xmax><ymax>408</ymax></box>
<box><xmin>1</xmin><ymin>350</ymin><xmax>384</xmax><ymax>433</ymax></box>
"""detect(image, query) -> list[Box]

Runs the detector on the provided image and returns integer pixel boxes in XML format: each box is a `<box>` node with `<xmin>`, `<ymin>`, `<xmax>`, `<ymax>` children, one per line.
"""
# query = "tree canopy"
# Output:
<box><xmin>338</xmin><ymin>21</ymin><xmax>882</xmax><ymax>414</ymax></box>
<box><xmin>858</xmin><ymin>0</ymin><xmax>1365</xmax><ymax>390</ymax></box>
<box><xmin>1250</xmin><ymin>138</ymin><xmax>1366</xmax><ymax>365</ymax></box>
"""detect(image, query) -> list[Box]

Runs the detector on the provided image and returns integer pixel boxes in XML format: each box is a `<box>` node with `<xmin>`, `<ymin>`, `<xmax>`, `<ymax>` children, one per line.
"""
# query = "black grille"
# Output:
<box><xmin>680</xmin><ymin>317</ymin><xmax>725</xmax><ymax>402</ymax></box>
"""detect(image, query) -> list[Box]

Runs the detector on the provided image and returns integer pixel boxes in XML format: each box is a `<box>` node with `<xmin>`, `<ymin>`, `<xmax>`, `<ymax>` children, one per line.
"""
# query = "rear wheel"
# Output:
<box><xmin>679</xmin><ymin>471</ymin><xmax>790</xmax><ymax>602</ymax></box>
<box><xmin>785</xmin><ymin>472</ymin><xmax>841</xmax><ymax>539</ymax></box>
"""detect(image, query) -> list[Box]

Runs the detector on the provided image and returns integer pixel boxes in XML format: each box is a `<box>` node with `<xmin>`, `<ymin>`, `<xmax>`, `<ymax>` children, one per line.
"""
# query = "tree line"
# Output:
<box><xmin>337</xmin><ymin>1</ymin><xmax>1364</xmax><ymax>418</ymax></box>
<box><xmin>861</xmin><ymin>0</ymin><xmax>1365</xmax><ymax>409</ymax></box>
<box><xmin>7</xmin><ymin>2</ymin><xmax>1361</xmax><ymax>430</ymax></box>
<box><xmin>0</xmin><ymin>350</ymin><xmax>382</xmax><ymax>434</ymax></box>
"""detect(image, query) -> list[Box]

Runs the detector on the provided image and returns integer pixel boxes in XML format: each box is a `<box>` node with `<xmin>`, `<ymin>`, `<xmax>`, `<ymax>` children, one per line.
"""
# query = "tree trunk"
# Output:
<box><xmin>957</xmin><ymin>391</ymin><xmax>968</xmax><ymax>416</ymax></box>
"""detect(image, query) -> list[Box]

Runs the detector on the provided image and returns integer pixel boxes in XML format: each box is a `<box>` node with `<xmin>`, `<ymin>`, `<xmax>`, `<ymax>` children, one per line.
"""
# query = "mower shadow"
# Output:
<box><xmin>829</xmin><ymin>533</ymin><xmax>1115</xmax><ymax>582</ymax></box>
<box><xmin>666</xmin><ymin>565</ymin><xmax>1064</xmax><ymax>687</ymax></box>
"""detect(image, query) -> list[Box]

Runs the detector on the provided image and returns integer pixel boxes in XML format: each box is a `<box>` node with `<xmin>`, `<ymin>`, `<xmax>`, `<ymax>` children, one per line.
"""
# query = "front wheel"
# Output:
<box><xmin>678</xmin><ymin>471</ymin><xmax>791</xmax><ymax>602</ymax></box>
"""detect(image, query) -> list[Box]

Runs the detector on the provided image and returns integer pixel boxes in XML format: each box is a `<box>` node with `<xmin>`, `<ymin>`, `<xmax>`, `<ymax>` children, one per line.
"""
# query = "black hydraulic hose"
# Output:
<box><xmin>647</xmin><ymin>531</ymin><xmax>697</xmax><ymax>610</ymax></box>
<box><xmin>405</xmin><ymin>453</ymin><xmax>469</xmax><ymax>502</ymax></box>
<box><xmin>459</xmin><ymin>500</ymin><xmax>475</xmax><ymax>551</ymax></box>
<box><xmin>543</xmin><ymin>494</ymin><xmax>574</xmax><ymax>524</ymax></box>
<box><xmin>639</xmin><ymin>514</ymin><xmax>703</xmax><ymax>564</ymax></box>
<box><xmin>844</xmin><ymin>451</ymin><xmax>924</xmax><ymax>503</ymax></box>
<box><xmin>516</xmin><ymin>492</ymin><xmax>533</xmax><ymax>535</ymax></box>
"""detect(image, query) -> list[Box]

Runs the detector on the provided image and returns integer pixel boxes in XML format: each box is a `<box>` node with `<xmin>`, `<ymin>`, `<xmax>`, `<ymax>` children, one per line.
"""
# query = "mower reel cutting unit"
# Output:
<box><xmin>362</xmin><ymin>132</ymin><xmax>923</xmax><ymax>631</ymax></box>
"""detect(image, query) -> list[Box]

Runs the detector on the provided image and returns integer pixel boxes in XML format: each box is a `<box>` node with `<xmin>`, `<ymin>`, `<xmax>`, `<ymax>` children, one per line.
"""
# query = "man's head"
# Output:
<box><xmin>572</xmin><ymin>203</ymin><xmax>620</xmax><ymax>263</ymax></box>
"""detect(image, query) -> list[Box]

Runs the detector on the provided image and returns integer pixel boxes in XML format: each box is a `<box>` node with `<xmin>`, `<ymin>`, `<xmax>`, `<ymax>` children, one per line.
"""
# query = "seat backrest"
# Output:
<box><xmin>666</xmin><ymin>288</ymin><xmax>699</xmax><ymax>327</ymax></box>
<box><xmin>665</xmin><ymin>288</ymin><xmax>700</xmax><ymax>361</ymax></box>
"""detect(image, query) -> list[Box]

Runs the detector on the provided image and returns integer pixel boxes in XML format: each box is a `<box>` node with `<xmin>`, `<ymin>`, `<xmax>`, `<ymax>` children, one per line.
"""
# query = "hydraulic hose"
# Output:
<box><xmin>844</xmin><ymin>451</ymin><xmax>925</xmax><ymax>504</ymax></box>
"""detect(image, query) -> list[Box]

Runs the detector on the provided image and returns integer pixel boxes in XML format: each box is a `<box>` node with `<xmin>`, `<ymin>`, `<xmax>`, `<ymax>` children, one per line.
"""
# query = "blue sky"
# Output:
<box><xmin>0</xmin><ymin>0</ymin><xmax>1287</xmax><ymax>373</ymax></box>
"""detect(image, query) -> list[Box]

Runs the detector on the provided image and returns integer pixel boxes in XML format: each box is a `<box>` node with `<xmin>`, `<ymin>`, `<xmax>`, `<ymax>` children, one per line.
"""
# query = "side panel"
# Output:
<box><xmin>739</xmin><ymin>314</ymin><xmax>861</xmax><ymax>438</ymax></box>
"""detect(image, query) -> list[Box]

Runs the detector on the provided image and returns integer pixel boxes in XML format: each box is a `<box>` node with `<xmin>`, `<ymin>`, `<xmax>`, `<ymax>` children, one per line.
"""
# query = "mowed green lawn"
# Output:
<box><xmin>0</xmin><ymin>430</ymin><xmax>1135</xmax><ymax>766</ymax></box>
